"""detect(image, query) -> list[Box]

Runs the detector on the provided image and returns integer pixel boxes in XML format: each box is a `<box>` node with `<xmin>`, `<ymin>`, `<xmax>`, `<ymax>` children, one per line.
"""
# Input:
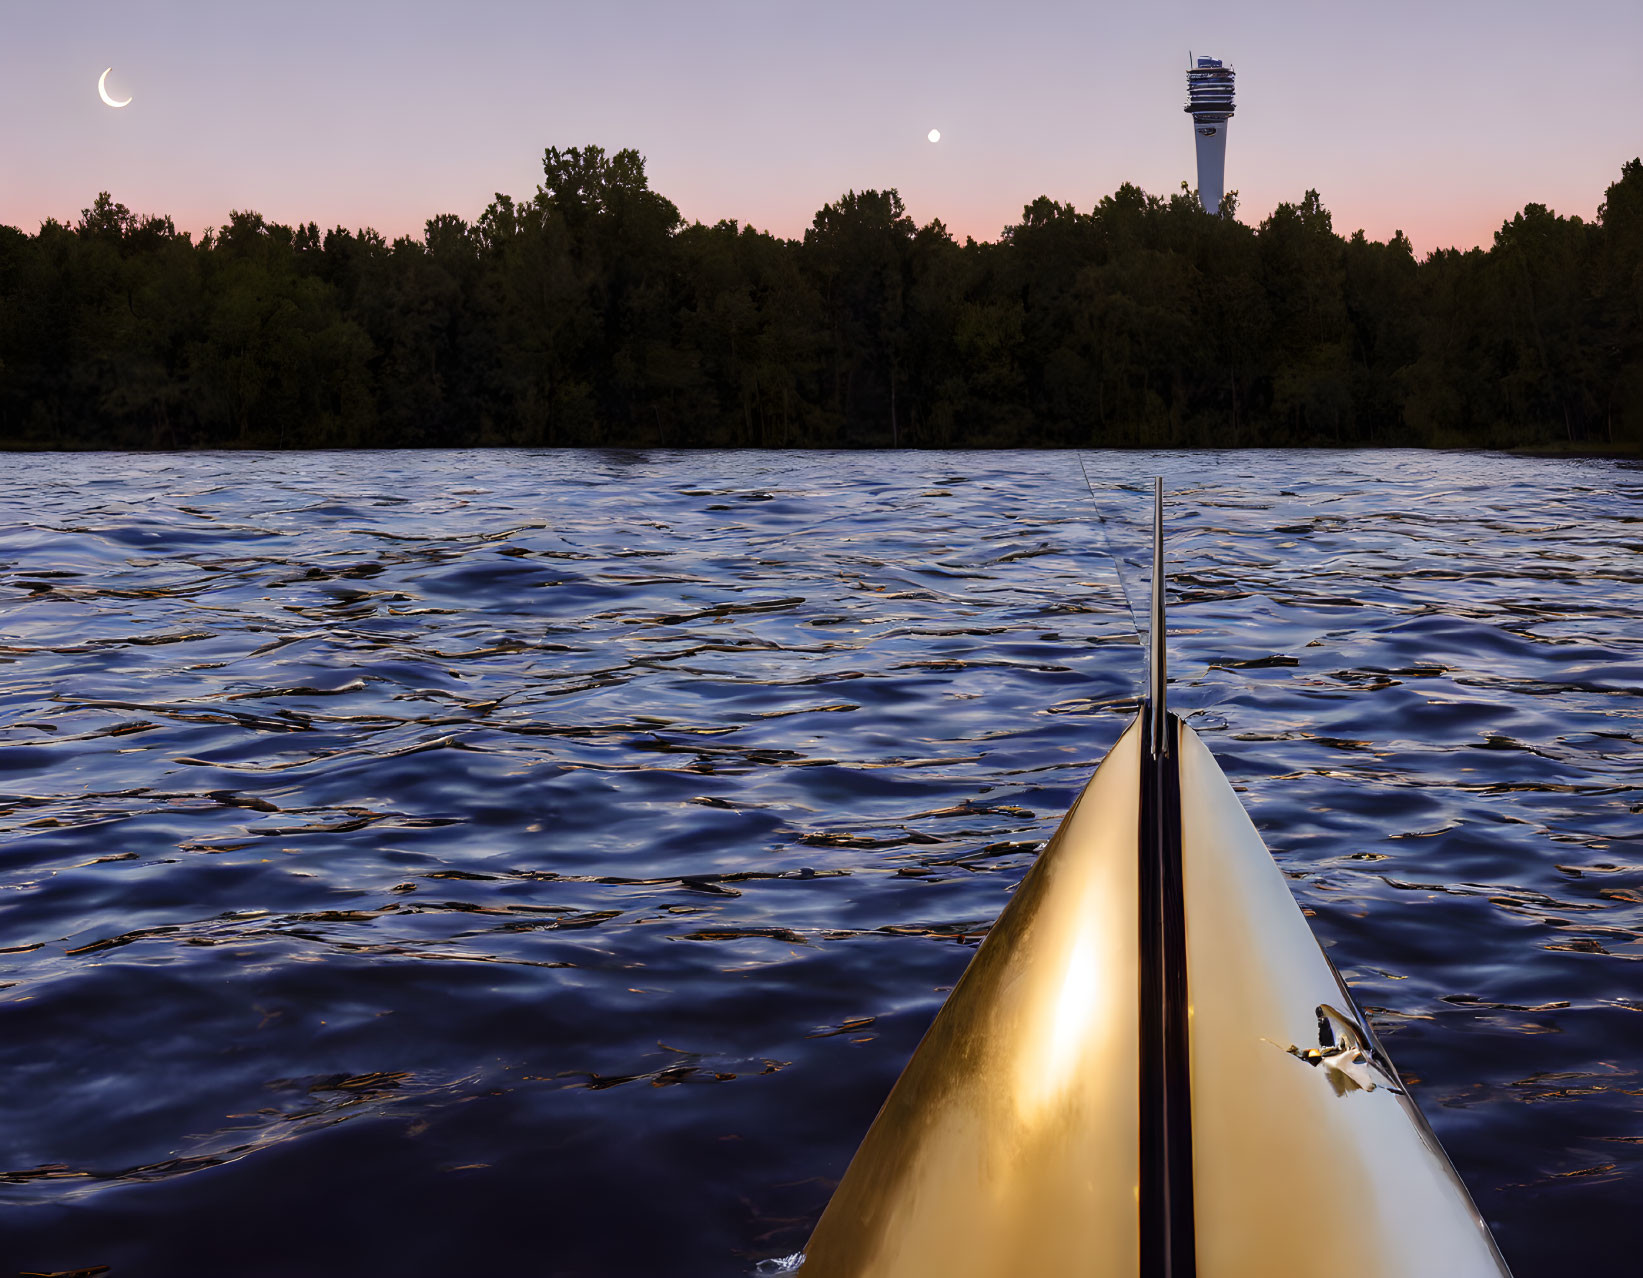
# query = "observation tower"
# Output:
<box><xmin>1185</xmin><ymin>55</ymin><xmax>1236</xmax><ymax>214</ymax></box>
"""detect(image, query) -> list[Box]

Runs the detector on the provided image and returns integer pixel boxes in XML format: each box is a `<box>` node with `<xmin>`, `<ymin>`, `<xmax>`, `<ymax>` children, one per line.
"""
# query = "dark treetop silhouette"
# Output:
<box><xmin>2</xmin><ymin>146</ymin><xmax>1640</xmax><ymax>451</ymax></box>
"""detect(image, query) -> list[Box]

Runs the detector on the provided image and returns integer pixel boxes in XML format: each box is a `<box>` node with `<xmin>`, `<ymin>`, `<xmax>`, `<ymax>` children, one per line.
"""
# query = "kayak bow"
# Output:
<box><xmin>800</xmin><ymin>480</ymin><xmax>1510</xmax><ymax>1278</ymax></box>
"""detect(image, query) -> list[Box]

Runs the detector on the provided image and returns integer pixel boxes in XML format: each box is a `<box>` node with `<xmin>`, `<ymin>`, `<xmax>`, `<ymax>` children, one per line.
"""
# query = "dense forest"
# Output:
<box><xmin>2</xmin><ymin>146</ymin><xmax>1640</xmax><ymax>451</ymax></box>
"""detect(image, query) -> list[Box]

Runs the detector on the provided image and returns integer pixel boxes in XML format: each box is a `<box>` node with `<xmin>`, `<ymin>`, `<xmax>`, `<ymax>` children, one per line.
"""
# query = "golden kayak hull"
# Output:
<box><xmin>800</xmin><ymin>714</ymin><xmax>1510</xmax><ymax>1278</ymax></box>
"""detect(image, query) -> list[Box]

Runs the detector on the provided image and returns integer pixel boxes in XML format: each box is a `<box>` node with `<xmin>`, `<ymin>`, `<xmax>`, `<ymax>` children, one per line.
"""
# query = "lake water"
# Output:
<box><xmin>1</xmin><ymin>449</ymin><xmax>1638</xmax><ymax>1277</ymax></box>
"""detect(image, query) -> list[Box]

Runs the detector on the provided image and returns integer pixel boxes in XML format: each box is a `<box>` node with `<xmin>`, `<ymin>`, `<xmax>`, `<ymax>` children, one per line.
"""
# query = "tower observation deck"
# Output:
<box><xmin>1185</xmin><ymin>55</ymin><xmax>1236</xmax><ymax>214</ymax></box>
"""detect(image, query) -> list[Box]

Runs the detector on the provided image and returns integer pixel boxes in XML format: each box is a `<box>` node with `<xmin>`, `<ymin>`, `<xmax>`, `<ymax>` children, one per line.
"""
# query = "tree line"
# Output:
<box><xmin>2</xmin><ymin>145</ymin><xmax>1639</xmax><ymax>451</ymax></box>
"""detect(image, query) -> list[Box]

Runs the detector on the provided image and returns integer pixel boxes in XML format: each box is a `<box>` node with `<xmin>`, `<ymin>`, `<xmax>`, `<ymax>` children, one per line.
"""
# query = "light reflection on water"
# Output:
<box><xmin>0</xmin><ymin>449</ymin><xmax>1637</xmax><ymax>1276</ymax></box>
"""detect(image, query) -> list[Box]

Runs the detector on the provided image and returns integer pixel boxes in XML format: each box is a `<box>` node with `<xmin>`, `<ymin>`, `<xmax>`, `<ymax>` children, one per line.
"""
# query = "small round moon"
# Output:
<box><xmin>98</xmin><ymin>67</ymin><xmax>132</xmax><ymax>109</ymax></box>
<box><xmin>927</xmin><ymin>129</ymin><xmax>941</xmax><ymax>143</ymax></box>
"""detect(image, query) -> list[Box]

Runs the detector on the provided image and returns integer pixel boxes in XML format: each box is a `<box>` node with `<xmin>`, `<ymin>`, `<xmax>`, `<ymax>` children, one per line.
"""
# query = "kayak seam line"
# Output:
<box><xmin>1140</xmin><ymin>709</ymin><xmax>1196</xmax><ymax>1278</ymax></box>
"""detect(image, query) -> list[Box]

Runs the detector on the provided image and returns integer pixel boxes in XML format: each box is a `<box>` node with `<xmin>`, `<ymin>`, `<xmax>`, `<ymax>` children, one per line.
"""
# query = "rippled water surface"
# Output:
<box><xmin>1</xmin><ymin>449</ymin><xmax>1639</xmax><ymax>1277</ymax></box>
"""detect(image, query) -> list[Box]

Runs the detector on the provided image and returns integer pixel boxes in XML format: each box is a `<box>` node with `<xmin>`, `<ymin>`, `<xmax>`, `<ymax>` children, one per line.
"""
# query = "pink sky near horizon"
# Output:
<box><xmin>4</xmin><ymin>0</ymin><xmax>1640</xmax><ymax>256</ymax></box>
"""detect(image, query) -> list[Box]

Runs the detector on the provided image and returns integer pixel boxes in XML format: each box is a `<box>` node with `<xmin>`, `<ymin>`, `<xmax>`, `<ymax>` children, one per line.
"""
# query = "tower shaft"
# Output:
<box><xmin>1193</xmin><ymin>124</ymin><xmax>1229</xmax><ymax>215</ymax></box>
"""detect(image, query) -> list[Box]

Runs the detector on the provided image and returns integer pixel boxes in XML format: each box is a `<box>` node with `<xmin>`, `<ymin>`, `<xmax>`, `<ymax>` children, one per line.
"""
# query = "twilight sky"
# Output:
<box><xmin>4</xmin><ymin>0</ymin><xmax>1640</xmax><ymax>253</ymax></box>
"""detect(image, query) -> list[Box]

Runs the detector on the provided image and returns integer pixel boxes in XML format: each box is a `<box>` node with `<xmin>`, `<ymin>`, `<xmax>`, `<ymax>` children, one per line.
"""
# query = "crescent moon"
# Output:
<box><xmin>98</xmin><ymin>67</ymin><xmax>132</xmax><ymax>109</ymax></box>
